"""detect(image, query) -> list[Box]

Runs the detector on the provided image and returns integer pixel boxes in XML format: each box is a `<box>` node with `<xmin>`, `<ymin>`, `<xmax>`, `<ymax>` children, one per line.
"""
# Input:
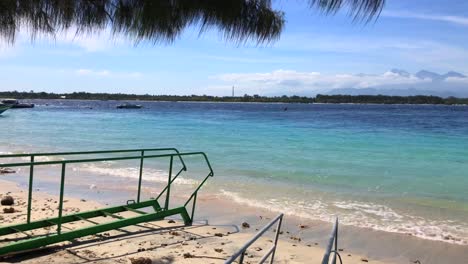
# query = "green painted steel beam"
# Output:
<box><xmin>123</xmin><ymin>207</ymin><xmax>147</xmax><ymax>215</ymax></box>
<box><xmin>27</xmin><ymin>156</ymin><xmax>34</xmax><ymax>224</ymax></box>
<box><xmin>0</xmin><ymin>152</ymin><xmax>211</xmax><ymax>175</ymax></box>
<box><xmin>0</xmin><ymin>148</ymin><xmax>188</xmax><ymax>179</ymax></box>
<box><xmin>102</xmin><ymin>211</ymin><xmax>124</xmax><ymax>219</ymax></box>
<box><xmin>74</xmin><ymin>215</ymin><xmax>99</xmax><ymax>225</ymax></box>
<box><xmin>184</xmin><ymin>172</ymin><xmax>213</xmax><ymax>207</ymax></box>
<box><xmin>137</xmin><ymin>150</ymin><xmax>145</xmax><ymax>203</ymax></box>
<box><xmin>0</xmin><ymin>148</ymin><xmax>213</xmax><ymax>257</ymax></box>
<box><xmin>0</xmin><ymin>207</ymin><xmax>189</xmax><ymax>256</ymax></box>
<box><xmin>0</xmin><ymin>199</ymin><xmax>161</xmax><ymax>236</ymax></box>
<box><xmin>154</xmin><ymin>167</ymin><xmax>185</xmax><ymax>201</ymax></box>
<box><xmin>0</xmin><ymin>147</ymin><xmax>183</xmax><ymax>161</ymax></box>
<box><xmin>8</xmin><ymin>227</ymin><xmax>31</xmax><ymax>238</ymax></box>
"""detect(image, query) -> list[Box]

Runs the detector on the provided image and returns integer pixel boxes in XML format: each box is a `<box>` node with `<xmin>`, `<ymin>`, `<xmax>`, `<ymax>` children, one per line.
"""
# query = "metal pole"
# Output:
<box><xmin>27</xmin><ymin>155</ymin><xmax>34</xmax><ymax>223</ymax></box>
<box><xmin>137</xmin><ymin>150</ymin><xmax>145</xmax><ymax>203</ymax></box>
<box><xmin>239</xmin><ymin>250</ymin><xmax>245</xmax><ymax>264</ymax></box>
<box><xmin>57</xmin><ymin>163</ymin><xmax>66</xmax><ymax>234</ymax></box>
<box><xmin>270</xmin><ymin>215</ymin><xmax>283</xmax><ymax>264</ymax></box>
<box><xmin>165</xmin><ymin>156</ymin><xmax>173</xmax><ymax>210</ymax></box>
<box><xmin>321</xmin><ymin>218</ymin><xmax>338</xmax><ymax>264</ymax></box>
<box><xmin>332</xmin><ymin>218</ymin><xmax>339</xmax><ymax>264</ymax></box>
<box><xmin>191</xmin><ymin>191</ymin><xmax>197</xmax><ymax>222</ymax></box>
<box><xmin>225</xmin><ymin>214</ymin><xmax>283</xmax><ymax>264</ymax></box>
<box><xmin>335</xmin><ymin>218</ymin><xmax>338</xmax><ymax>250</ymax></box>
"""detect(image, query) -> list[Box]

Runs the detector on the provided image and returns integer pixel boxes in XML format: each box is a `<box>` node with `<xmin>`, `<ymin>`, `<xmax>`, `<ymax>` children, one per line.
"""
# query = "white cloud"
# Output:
<box><xmin>274</xmin><ymin>33</ymin><xmax>468</xmax><ymax>72</ymax></box>
<box><xmin>445</xmin><ymin>77</ymin><xmax>468</xmax><ymax>84</ymax></box>
<box><xmin>76</xmin><ymin>69</ymin><xmax>109</xmax><ymax>76</ymax></box>
<box><xmin>15</xmin><ymin>27</ymin><xmax>130</xmax><ymax>52</ymax></box>
<box><xmin>279</xmin><ymin>33</ymin><xmax>468</xmax><ymax>57</ymax></box>
<box><xmin>382</xmin><ymin>11</ymin><xmax>468</xmax><ymax>26</ymax></box>
<box><xmin>59</xmin><ymin>30</ymin><xmax>129</xmax><ymax>52</ymax></box>
<box><xmin>0</xmin><ymin>47</ymin><xmax>10</xmax><ymax>57</ymax></box>
<box><xmin>75</xmin><ymin>68</ymin><xmax>142</xmax><ymax>78</ymax></box>
<box><xmin>216</xmin><ymin>70</ymin><xmax>429</xmax><ymax>93</ymax></box>
<box><xmin>0</xmin><ymin>42</ymin><xmax>17</xmax><ymax>58</ymax></box>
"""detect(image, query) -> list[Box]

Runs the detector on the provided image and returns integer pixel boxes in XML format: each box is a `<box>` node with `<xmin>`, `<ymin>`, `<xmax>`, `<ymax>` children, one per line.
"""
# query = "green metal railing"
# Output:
<box><xmin>0</xmin><ymin>148</ymin><xmax>213</xmax><ymax>256</ymax></box>
<box><xmin>0</xmin><ymin>148</ymin><xmax>187</xmax><ymax>224</ymax></box>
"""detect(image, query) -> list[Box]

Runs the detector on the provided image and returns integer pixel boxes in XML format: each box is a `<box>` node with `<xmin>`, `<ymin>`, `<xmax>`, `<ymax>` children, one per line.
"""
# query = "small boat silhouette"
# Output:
<box><xmin>0</xmin><ymin>103</ymin><xmax>11</xmax><ymax>115</ymax></box>
<box><xmin>116</xmin><ymin>103</ymin><xmax>142</xmax><ymax>109</ymax></box>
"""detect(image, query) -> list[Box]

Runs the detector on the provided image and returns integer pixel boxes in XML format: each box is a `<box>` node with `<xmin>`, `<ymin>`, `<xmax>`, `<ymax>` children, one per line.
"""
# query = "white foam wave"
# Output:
<box><xmin>220</xmin><ymin>189</ymin><xmax>333</xmax><ymax>221</ymax></box>
<box><xmin>1</xmin><ymin>152</ymin><xmax>64</xmax><ymax>170</ymax></box>
<box><xmin>19</xmin><ymin>156</ymin><xmax>64</xmax><ymax>162</ymax></box>
<box><xmin>78</xmin><ymin>164</ymin><xmax>199</xmax><ymax>185</ymax></box>
<box><xmin>219</xmin><ymin>190</ymin><xmax>468</xmax><ymax>245</ymax></box>
<box><xmin>334</xmin><ymin>201</ymin><xmax>403</xmax><ymax>220</ymax></box>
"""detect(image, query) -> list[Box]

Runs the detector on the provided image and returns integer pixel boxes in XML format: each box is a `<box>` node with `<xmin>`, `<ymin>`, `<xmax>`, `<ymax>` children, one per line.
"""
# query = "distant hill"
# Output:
<box><xmin>326</xmin><ymin>88</ymin><xmax>457</xmax><ymax>97</ymax></box>
<box><xmin>390</xmin><ymin>68</ymin><xmax>410</xmax><ymax>77</ymax></box>
<box><xmin>326</xmin><ymin>69</ymin><xmax>468</xmax><ymax>97</ymax></box>
<box><xmin>315</xmin><ymin>94</ymin><xmax>468</xmax><ymax>105</ymax></box>
<box><xmin>413</xmin><ymin>69</ymin><xmax>466</xmax><ymax>81</ymax></box>
<box><xmin>415</xmin><ymin>70</ymin><xmax>444</xmax><ymax>81</ymax></box>
<box><xmin>443</xmin><ymin>71</ymin><xmax>466</xmax><ymax>79</ymax></box>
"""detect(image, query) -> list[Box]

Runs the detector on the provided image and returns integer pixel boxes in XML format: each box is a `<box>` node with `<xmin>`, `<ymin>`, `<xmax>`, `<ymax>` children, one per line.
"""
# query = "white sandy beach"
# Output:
<box><xmin>0</xmin><ymin>179</ymin><xmax>396</xmax><ymax>264</ymax></box>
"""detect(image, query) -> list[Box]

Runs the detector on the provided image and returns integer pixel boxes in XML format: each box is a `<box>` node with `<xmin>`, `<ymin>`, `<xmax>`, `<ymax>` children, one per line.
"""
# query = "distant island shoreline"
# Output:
<box><xmin>1</xmin><ymin>91</ymin><xmax>468</xmax><ymax>105</ymax></box>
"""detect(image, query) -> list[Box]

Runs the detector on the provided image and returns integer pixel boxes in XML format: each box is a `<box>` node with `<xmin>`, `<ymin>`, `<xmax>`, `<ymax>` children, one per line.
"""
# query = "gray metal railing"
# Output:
<box><xmin>321</xmin><ymin>218</ymin><xmax>342</xmax><ymax>264</ymax></box>
<box><xmin>225</xmin><ymin>213</ymin><xmax>284</xmax><ymax>264</ymax></box>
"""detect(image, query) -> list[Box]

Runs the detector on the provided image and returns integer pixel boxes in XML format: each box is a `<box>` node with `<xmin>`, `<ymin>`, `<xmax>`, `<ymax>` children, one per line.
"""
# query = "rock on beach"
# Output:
<box><xmin>1</xmin><ymin>195</ymin><xmax>14</xmax><ymax>205</ymax></box>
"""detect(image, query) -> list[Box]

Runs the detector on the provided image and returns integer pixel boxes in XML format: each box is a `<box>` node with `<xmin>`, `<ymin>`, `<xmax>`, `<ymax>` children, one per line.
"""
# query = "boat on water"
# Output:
<box><xmin>1</xmin><ymin>99</ymin><xmax>35</xmax><ymax>108</ymax></box>
<box><xmin>0</xmin><ymin>104</ymin><xmax>11</xmax><ymax>115</ymax></box>
<box><xmin>116</xmin><ymin>103</ymin><xmax>142</xmax><ymax>109</ymax></box>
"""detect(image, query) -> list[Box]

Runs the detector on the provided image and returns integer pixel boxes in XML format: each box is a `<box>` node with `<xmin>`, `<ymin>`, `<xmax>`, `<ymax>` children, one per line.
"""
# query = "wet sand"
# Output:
<box><xmin>3</xmin><ymin>166</ymin><xmax>468</xmax><ymax>264</ymax></box>
<box><xmin>0</xmin><ymin>179</ymin><xmax>395</xmax><ymax>264</ymax></box>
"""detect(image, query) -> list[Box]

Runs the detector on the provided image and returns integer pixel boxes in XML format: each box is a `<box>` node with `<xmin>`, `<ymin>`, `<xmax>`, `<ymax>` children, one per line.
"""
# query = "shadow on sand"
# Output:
<box><xmin>1</xmin><ymin>219</ymin><xmax>240</xmax><ymax>263</ymax></box>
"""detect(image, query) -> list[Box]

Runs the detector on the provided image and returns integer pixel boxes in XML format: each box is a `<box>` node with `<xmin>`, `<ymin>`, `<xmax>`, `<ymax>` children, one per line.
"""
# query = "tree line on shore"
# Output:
<box><xmin>0</xmin><ymin>91</ymin><xmax>467</xmax><ymax>105</ymax></box>
<box><xmin>315</xmin><ymin>95</ymin><xmax>468</xmax><ymax>105</ymax></box>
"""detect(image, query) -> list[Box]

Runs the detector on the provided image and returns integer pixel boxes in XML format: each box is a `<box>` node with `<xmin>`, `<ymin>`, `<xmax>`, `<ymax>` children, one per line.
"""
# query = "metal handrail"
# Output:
<box><xmin>0</xmin><ymin>147</ymin><xmax>180</xmax><ymax>157</ymax></box>
<box><xmin>0</xmin><ymin>148</ymin><xmax>189</xmax><ymax>223</ymax></box>
<box><xmin>321</xmin><ymin>218</ymin><xmax>342</xmax><ymax>264</ymax></box>
<box><xmin>0</xmin><ymin>147</ymin><xmax>187</xmax><ymax>169</ymax></box>
<box><xmin>0</xmin><ymin>149</ymin><xmax>214</xmax><ymax>226</ymax></box>
<box><xmin>0</xmin><ymin>148</ymin><xmax>215</xmax><ymax>256</ymax></box>
<box><xmin>225</xmin><ymin>213</ymin><xmax>284</xmax><ymax>264</ymax></box>
<box><xmin>0</xmin><ymin>152</ymin><xmax>212</xmax><ymax>172</ymax></box>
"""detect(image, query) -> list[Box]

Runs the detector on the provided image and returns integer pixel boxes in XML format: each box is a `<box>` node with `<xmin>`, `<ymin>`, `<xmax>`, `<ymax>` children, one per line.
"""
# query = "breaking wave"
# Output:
<box><xmin>220</xmin><ymin>190</ymin><xmax>468</xmax><ymax>245</ymax></box>
<box><xmin>77</xmin><ymin>164</ymin><xmax>199</xmax><ymax>185</ymax></box>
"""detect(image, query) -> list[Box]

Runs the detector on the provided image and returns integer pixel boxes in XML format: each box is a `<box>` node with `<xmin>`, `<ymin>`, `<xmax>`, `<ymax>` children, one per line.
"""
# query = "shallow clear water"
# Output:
<box><xmin>1</xmin><ymin>100</ymin><xmax>467</xmax><ymax>244</ymax></box>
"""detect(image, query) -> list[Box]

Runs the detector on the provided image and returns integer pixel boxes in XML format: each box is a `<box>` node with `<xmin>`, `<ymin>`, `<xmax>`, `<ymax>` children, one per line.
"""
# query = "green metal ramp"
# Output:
<box><xmin>0</xmin><ymin>148</ymin><xmax>214</xmax><ymax>256</ymax></box>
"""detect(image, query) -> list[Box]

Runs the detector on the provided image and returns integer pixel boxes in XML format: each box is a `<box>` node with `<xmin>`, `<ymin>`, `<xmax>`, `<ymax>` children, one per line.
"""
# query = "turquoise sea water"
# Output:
<box><xmin>1</xmin><ymin>100</ymin><xmax>467</xmax><ymax>245</ymax></box>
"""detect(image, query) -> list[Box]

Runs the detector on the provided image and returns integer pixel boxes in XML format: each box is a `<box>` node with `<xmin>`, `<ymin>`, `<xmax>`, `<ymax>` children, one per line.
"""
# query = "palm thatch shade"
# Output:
<box><xmin>0</xmin><ymin>0</ymin><xmax>385</xmax><ymax>44</ymax></box>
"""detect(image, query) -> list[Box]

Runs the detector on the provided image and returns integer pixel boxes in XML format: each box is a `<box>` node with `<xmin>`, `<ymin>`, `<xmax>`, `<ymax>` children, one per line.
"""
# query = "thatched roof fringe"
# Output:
<box><xmin>0</xmin><ymin>0</ymin><xmax>385</xmax><ymax>44</ymax></box>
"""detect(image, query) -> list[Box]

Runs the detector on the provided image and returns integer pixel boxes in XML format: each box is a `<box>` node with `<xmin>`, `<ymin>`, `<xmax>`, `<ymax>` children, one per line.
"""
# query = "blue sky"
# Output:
<box><xmin>1</xmin><ymin>0</ymin><xmax>468</xmax><ymax>96</ymax></box>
